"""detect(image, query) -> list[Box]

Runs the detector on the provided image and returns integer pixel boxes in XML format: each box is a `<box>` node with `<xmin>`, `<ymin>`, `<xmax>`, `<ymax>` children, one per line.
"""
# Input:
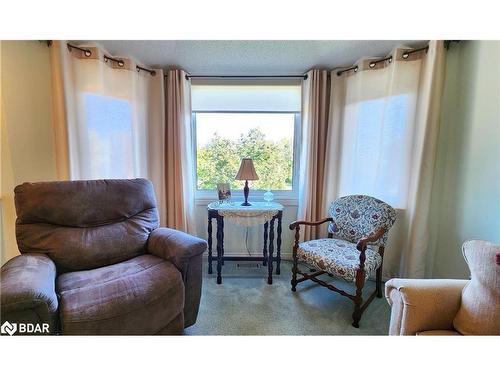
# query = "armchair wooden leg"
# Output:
<box><xmin>376</xmin><ymin>246</ymin><xmax>385</xmax><ymax>299</ymax></box>
<box><xmin>352</xmin><ymin>299</ymin><xmax>362</xmax><ymax>328</ymax></box>
<box><xmin>291</xmin><ymin>227</ymin><xmax>300</xmax><ymax>292</ymax></box>
<box><xmin>352</xmin><ymin>269</ymin><xmax>365</xmax><ymax>328</ymax></box>
<box><xmin>291</xmin><ymin>253</ymin><xmax>298</xmax><ymax>292</ymax></box>
<box><xmin>376</xmin><ymin>267</ymin><xmax>383</xmax><ymax>298</ymax></box>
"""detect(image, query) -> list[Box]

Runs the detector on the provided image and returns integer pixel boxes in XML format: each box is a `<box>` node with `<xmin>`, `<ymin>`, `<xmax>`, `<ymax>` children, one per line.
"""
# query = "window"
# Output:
<box><xmin>195</xmin><ymin>112</ymin><xmax>299</xmax><ymax>191</ymax></box>
<box><xmin>191</xmin><ymin>81</ymin><xmax>301</xmax><ymax>197</ymax></box>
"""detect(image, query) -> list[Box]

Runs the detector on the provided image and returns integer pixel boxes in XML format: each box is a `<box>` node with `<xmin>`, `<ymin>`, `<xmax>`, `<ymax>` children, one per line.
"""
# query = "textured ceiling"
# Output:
<box><xmin>91</xmin><ymin>40</ymin><xmax>427</xmax><ymax>75</ymax></box>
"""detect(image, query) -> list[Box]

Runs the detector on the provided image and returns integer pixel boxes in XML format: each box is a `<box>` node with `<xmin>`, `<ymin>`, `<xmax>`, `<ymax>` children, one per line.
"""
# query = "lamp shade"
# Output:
<box><xmin>235</xmin><ymin>158</ymin><xmax>259</xmax><ymax>181</ymax></box>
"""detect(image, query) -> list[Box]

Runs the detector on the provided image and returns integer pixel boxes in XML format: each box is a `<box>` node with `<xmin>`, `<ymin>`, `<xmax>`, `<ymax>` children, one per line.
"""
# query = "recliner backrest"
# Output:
<box><xmin>14</xmin><ymin>178</ymin><xmax>159</xmax><ymax>272</ymax></box>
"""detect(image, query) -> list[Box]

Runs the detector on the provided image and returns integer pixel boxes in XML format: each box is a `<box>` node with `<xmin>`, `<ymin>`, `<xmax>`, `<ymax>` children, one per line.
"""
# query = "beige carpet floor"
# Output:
<box><xmin>185</xmin><ymin>260</ymin><xmax>391</xmax><ymax>335</ymax></box>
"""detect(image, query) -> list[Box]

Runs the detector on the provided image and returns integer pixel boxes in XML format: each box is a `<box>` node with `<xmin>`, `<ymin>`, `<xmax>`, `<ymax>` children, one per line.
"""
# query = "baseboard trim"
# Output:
<box><xmin>202</xmin><ymin>252</ymin><xmax>293</xmax><ymax>260</ymax></box>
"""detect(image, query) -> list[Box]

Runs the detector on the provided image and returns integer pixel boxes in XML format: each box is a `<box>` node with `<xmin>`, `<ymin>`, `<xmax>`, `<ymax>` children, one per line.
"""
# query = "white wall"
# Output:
<box><xmin>0</xmin><ymin>41</ymin><xmax>57</xmax><ymax>265</ymax></box>
<box><xmin>428</xmin><ymin>40</ymin><xmax>500</xmax><ymax>278</ymax></box>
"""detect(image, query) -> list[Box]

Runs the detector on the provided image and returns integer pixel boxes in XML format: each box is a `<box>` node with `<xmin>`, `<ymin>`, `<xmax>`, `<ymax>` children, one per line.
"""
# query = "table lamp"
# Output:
<box><xmin>235</xmin><ymin>157</ymin><xmax>259</xmax><ymax>206</ymax></box>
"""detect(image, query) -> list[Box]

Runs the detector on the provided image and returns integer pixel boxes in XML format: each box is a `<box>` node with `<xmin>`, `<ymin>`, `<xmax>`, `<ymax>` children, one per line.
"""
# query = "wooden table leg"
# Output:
<box><xmin>221</xmin><ymin>215</ymin><xmax>225</xmax><ymax>266</ymax></box>
<box><xmin>267</xmin><ymin>218</ymin><xmax>275</xmax><ymax>284</ymax></box>
<box><xmin>276</xmin><ymin>212</ymin><xmax>282</xmax><ymax>275</ymax></box>
<box><xmin>207</xmin><ymin>213</ymin><xmax>213</xmax><ymax>274</ymax></box>
<box><xmin>216</xmin><ymin>215</ymin><xmax>223</xmax><ymax>284</ymax></box>
<box><xmin>262</xmin><ymin>221</ymin><xmax>268</xmax><ymax>266</ymax></box>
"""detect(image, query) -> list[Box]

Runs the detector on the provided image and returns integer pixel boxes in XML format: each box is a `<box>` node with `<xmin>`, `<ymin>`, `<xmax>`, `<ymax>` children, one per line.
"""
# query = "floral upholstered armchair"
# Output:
<box><xmin>289</xmin><ymin>195</ymin><xmax>396</xmax><ymax>328</ymax></box>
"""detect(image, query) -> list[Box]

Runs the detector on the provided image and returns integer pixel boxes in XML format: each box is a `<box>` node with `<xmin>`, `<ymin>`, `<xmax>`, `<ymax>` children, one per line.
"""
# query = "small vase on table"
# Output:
<box><xmin>263</xmin><ymin>189</ymin><xmax>274</xmax><ymax>205</ymax></box>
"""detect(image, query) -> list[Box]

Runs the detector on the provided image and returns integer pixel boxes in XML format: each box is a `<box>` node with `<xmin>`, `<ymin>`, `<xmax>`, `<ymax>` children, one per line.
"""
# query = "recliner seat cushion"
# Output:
<box><xmin>297</xmin><ymin>238</ymin><xmax>382</xmax><ymax>283</ymax></box>
<box><xmin>57</xmin><ymin>254</ymin><xmax>184</xmax><ymax>335</ymax></box>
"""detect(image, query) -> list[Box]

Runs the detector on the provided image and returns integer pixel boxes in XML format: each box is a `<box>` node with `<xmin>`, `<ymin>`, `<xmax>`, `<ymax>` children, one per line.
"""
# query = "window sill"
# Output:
<box><xmin>195</xmin><ymin>191</ymin><xmax>298</xmax><ymax>207</ymax></box>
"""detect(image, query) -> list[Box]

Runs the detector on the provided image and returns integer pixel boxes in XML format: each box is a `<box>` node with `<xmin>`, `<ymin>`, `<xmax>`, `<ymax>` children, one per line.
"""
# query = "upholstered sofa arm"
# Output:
<box><xmin>385</xmin><ymin>278</ymin><xmax>468</xmax><ymax>335</ymax></box>
<box><xmin>147</xmin><ymin>228</ymin><xmax>207</xmax><ymax>327</ymax></box>
<box><xmin>1</xmin><ymin>253</ymin><xmax>58</xmax><ymax>334</ymax></box>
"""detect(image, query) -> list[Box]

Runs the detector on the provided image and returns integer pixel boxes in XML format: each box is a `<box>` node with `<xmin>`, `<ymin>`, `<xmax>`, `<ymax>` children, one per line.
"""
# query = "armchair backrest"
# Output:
<box><xmin>14</xmin><ymin>178</ymin><xmax>159</xmax><ymax>272</ymax></box>
<box><xmin>328</xmin><ymin>195</ymin><xmax>396</xmax><ymax>246</ymax></box>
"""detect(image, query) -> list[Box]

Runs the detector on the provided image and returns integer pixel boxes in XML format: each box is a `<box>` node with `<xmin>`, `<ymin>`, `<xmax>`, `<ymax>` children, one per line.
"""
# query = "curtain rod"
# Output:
<box><xmin>336</xmin><ymin>45</ymin><xmax>430</xmax><ymax>77</ymax></box>
<box><xmin>60</xmin><ymin>41</ymin><xmax>460</xmax><ymax>80</ymax></box>
<box><xmin>182</xmin><ymin>44</ymin><xmax>440</xmax><ymax>79</ymax></box>
<box><xmin>65</xmin><ymin>43</ymin><xmax>156</xmax><ymax>76</ymax></box>
<box><xmin>184</xmin><ymin>74</ymin><xmax>308</xmax><ymax>80</ymax></box>
<box><xmin>401</xmin><ymin>45</ymin><xmax>429</xmax><ymax>59</ymax></box>
<box><xmin>334</xmin><ymin>41</ymin><xmax>461</xmax><ymax>77</ymax></box>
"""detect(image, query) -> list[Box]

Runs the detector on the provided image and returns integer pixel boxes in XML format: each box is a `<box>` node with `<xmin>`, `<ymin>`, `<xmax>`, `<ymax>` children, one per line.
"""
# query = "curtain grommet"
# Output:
<box><xmin>369</xmin><ymin>62</ymin><xmax>376</xmax><ymax>68</ymax></box>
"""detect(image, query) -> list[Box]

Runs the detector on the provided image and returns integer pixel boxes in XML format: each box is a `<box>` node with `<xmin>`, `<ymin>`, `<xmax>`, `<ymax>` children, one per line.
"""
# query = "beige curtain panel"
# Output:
<box><xmin>321</xmin><ymin>40</ymin><xmax>446</xmax><ymax>278</ymax></box>
<box><xmin>164</xmin><ymin>69</ymin><xmax>196</xmax><ymax>234</ymax></box>
<box><xmin>297</xmin><ymin>69</ymin><xmax>331</xmax><ymax>241</ymax></box>
<box><xmin>49</xmin><ymin>41</ymin><xmax>167</xmax><ymax>224</ymax></box>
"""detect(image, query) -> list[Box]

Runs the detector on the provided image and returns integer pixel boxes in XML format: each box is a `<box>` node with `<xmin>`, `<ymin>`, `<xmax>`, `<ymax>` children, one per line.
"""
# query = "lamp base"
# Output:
<box><xmin>242</xmin><ymin>180</ymin><xmax>251</xmax><ymax>206</ymax></box>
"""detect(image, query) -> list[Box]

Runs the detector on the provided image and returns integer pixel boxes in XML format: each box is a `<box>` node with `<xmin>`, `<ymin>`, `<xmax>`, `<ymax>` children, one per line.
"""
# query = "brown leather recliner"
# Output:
<box><xmin>0</xmin><ymin>179</ymin><xmax>206</xmax><ymax>335</ymax></box>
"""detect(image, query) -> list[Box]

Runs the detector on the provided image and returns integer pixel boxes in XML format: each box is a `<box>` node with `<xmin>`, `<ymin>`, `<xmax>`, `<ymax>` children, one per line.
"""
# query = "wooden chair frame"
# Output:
<box><xmin>289</xmin><ymin>218</ymin><xmax>387</xmax><ymax>328</ymax></box>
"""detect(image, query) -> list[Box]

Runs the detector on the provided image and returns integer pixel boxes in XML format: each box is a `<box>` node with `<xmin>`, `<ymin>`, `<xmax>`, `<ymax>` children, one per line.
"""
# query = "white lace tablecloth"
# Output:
<box><xmin>207</xmin><ymin>201</ymin><xmax>284</xmax><ymax>226</ymax></box>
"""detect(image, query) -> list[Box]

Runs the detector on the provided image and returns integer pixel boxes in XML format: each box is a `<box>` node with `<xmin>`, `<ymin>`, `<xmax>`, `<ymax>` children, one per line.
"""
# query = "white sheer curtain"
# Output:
<box><xmin>50</xmin><ymin>41</ymin><xmax>166</xmax><ymax>224</ymax></box>
<box><xmin>322</xmin><ymin>41</ymin><xmax>446</xmax><ymax>278</ymax></box>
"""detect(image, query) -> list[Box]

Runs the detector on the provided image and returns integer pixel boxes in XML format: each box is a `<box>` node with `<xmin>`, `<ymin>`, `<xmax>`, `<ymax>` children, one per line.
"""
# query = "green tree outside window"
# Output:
<box><xmin>197</xmin><ymin>128</ymin><xmax>293</xmax><ymax>191</ymax></box>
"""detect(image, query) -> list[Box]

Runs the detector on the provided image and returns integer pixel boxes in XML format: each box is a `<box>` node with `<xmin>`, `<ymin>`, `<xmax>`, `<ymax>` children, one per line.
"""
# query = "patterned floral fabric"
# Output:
<box><xmin>327</xmin><ymin>195</ymin><xmax>396</xmax><ymax>246</ymax></box>
<box><xmin>297</xmin><ymin>238</ymin><xmax>382</xmax><ymax>282</ymax></box>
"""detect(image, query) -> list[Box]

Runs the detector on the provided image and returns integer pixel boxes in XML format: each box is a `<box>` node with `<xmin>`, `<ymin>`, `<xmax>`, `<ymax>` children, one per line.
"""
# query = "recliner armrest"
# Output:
<box><xmin>385</xmin><ymin>278</ymin><xmax>468</xmax><ymax>335</ymax></box>
<box><xmin>147</xmin><ymin>228</ymin><xmax>207</xmax><ymax>274</ymax></box>
<box><xmin>147</xmin><ymin>228</ymin><xmax>207</xmax><ymax>328</ymax></box>
<box><xmin>1</xmin><ymin>253</ymin><xmax>58</xmax><ymax>334</ymax></box>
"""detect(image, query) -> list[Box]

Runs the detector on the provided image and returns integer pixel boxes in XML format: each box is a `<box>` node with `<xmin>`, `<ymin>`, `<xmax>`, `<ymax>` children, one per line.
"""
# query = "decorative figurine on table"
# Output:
<box><xmin>235</xmin><ymin>157</ymin><xmax>259</xmax><ymax>206</ymax></box>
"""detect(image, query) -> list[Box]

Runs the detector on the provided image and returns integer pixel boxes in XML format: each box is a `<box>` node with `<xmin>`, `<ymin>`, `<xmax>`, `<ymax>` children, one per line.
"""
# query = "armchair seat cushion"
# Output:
<box><xmin>297</xmin><ymin>238</ymin><xmax>382</xmax><ymax>283</ymax></box>
<box><xmin>57</xmin><ymin>254</ymin><xmax>184</xmax><ymax>335</ymax></box>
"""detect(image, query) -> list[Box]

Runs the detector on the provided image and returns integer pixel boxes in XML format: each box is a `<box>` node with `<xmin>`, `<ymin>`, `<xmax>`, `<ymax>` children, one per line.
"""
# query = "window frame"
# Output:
<box><xmin>192</xmin><ymin>110</ymin><xmax>301</xmax><ymax>203</ymax></box>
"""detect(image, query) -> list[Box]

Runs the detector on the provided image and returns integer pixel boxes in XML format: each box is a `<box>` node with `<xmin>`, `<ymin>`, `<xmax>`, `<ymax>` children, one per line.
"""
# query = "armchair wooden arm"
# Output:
<box><xmin>289</xmin><ymin>217</ymin><xmax>333</xmax><ymax>230</ymax></box>
<box><xmin>354</xmin><ymin>226</ymin><xmax>387</xmax><ymax>278</ymax></box>
<box><xmin>290</xmin><ymin>217</ymin><xmax>333</xmax><ymax>294</ymax></box>
<box><xmin>356</xmin><ymin>226</ymin><xmax>387</xmax><ymax>252</ymax></box>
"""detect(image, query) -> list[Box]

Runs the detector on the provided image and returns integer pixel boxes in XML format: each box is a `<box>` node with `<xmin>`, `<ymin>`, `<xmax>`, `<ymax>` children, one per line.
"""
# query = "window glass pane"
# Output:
<box><xmin>196</xmin><ymin>112</ymin><xmax>295</xmax><ymax>191</ymax></box>
<box><xmin>84</xmin><ymin>93</ymin><xmax>134</xmax><ymax>178</ymax></box>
